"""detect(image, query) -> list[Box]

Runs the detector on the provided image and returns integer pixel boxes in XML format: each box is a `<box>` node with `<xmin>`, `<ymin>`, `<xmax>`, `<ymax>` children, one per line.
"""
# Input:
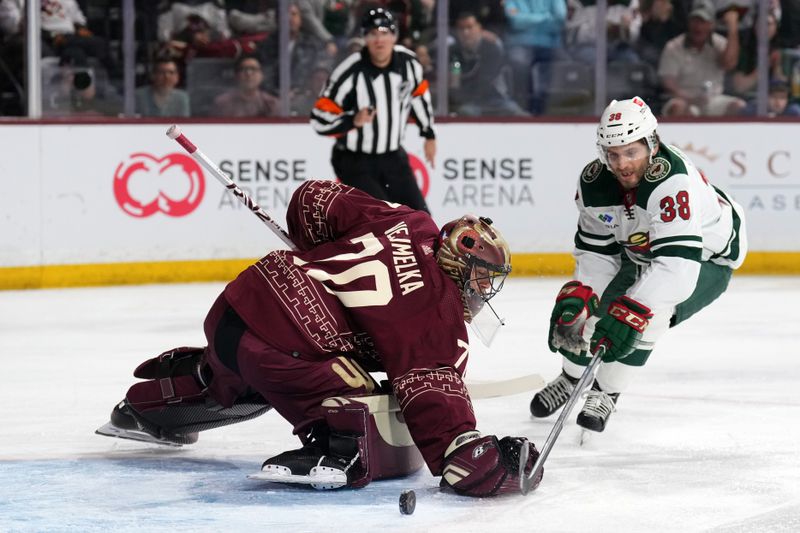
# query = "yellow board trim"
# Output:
<box><xmin>1</xmin><ymin>252</ymin><xmax>799</xmax><ymax>290</ymax></box>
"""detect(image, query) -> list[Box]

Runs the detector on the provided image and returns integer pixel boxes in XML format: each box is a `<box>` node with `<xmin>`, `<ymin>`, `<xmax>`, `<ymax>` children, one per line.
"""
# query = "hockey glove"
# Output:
<box><xmin>549</xmin><ymin>281</ymin><xmax>599</xmax><ymax>355</ymax></box>
<box><xmin>590</xmin><ymin>296</ymin><xmax>652</xmax><ymax>362</ymax></box>
<box><xmin>440</xmin><ymin>431</ymin><xmax>542</xmax><ymax>497</ymax></box>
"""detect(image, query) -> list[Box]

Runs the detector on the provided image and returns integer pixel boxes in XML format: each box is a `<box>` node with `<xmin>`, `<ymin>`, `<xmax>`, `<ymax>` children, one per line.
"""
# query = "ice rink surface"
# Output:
<box><xmin>1</xmin><ymin>276</ymin><xmax>799</xmax><ymax>533</ymax></box>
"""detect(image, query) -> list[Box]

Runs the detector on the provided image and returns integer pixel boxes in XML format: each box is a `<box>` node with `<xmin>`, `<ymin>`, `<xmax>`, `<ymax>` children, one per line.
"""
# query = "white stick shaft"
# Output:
<box><xmin>166</xmin><ymin>125</ymin><xmax>297</xmax><ymax>250</ymax></box>
<box><xmin>519</xmin><ymin>345</ymin><xmax>606</xmax><ymax>495</ymax></box>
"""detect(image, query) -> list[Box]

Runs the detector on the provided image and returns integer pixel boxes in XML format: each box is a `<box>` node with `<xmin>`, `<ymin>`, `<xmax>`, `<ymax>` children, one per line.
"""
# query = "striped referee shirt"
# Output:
<box><xmin>310</xmin><ymin>45</ymin><xmax>435</xmax><ymax>154</ymax></box>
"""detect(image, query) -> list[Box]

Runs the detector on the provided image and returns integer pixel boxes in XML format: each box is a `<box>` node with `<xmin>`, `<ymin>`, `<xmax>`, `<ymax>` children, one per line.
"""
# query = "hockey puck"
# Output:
<box><xmin>399</xmin><ymin>489</ymin><xmax>416</xmax><ymax>515</ymax></box>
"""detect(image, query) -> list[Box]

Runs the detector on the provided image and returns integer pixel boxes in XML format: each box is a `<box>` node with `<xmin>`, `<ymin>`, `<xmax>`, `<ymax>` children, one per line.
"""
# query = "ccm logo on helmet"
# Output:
<box><xmin>113</xmin><ymin>152</ymin><xmax>205</xmax><ymax>218</ymax></box>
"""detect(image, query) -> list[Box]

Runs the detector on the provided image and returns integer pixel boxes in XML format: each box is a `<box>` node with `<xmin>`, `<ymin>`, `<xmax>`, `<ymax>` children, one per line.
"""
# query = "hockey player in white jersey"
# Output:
<box><xmin>530</xmin><ymin>96</ymin><xmax>747</xmax><ymax>432</ymax></box>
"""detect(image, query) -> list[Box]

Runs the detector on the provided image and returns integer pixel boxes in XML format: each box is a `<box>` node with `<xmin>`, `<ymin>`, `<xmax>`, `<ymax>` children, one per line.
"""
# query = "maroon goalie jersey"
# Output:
<box><xmin>223</xmin><ymin>180</ymin><xmax>476</xmax><ymax>473</ymax></box>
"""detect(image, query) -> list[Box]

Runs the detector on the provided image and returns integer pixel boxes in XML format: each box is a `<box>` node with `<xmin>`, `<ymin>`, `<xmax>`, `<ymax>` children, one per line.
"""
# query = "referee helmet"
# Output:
<box><xmin>361</xmin><ymin>7</ymin><xmax>397</xmax><ymax>35</ymax></box>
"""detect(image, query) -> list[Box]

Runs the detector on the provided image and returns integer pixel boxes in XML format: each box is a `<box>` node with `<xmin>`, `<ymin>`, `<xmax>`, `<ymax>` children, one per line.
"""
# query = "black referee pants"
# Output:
<box><xmin>331</xmin><ymin>147</ymin><xmax>430</xmax><ymax>213</ymax></box>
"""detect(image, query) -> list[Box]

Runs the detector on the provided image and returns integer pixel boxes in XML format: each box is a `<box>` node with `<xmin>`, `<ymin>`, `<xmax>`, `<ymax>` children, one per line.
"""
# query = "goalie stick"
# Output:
<box><xmin>518</xmin><ymin>344</ymin><xmax>607</xmax><ymax>495</ymax></box>
<box><xmin>166</xmin><ymin>125</ymin><xmax>297</xmax><ymax>250</ymax></box>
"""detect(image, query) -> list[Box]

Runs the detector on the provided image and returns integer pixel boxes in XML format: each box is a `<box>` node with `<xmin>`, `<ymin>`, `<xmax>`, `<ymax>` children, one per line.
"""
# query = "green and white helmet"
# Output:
<box><xmin>596</xmin><ymin>96</ymin><xmax>659</xmax><ymax>166</ymax></box>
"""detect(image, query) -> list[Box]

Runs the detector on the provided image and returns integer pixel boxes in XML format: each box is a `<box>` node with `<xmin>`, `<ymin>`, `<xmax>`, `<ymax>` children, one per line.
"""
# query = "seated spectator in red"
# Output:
<box><xmin>213</xmin><ymin>54</ymin><xmax>279</xmax><ymax>117</ymax></box>
<box><xmin>167</xmin><ymin>13</ymin><xmax>263</xmax><ymax>63</ymax></box>
<box><xmin>135</xmin><ymin>58</ymin><xmax>191</xmax><ymax>117</ymax></box>
<box><xmin>658</xmin><ymin>0</ymin><xmax>746</xmax><ymax>116</ymax></box>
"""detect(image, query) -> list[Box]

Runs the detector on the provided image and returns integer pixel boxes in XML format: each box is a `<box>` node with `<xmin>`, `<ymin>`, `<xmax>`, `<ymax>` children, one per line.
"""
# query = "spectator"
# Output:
<box><xmin>44</xmin><ymin>64</ymin><xmax>121</xmax><ymax>117</ymax></box>
<box><xmin>637</xmin><ymin>0</ymin><xmax>684</xmax><ymax>66</ymax></box>
<box><xmin>658</xmin><ymin>0</ymin><xmax>746</xmax><ymax>116</ymax></box>
<box><xmin>228</xmin><ymin>0</ymin><xmax>277</xmax><ymax>37</ymax></box>
<box><xmin>258</xmin><ymin>1</ymin><xmax>331</xmax><ymax>115</ymax></box>
<box><xmin>40</xmin><ymin>0</ymin><xmax>115</xmax><ymax>75</ymax></box>
<box><xmin>504</xmin><ymin>0</ymin><xmax>569</xmax><ymax>113</ymax></box>
<box><xmin>166</xmin><ymin>13</ymin><xmax>264</xmax><ymax>64</ymax></box>
<box><xmin>212</xmin><ymin>54</ymin><xmax>279</xmax><ymax>116</ymax></box>
<box><xmin>449</xmin><ymin>12</ymin><xmax>528</xmax><ymax>116</ymax></box>
<box><xmin>135</xmin><ymin>58</ymin><xmax>191</xmax><ymax>117</ymax></box>
<box><xmin>731</xmin><ymin>10</ymin><xmax>783</xmax><ymax>97</ymax></box>
<box><xmin>741</xmin><ymin>78</ymin><xmax>800</xmax><ymax>116</ymax></box>
<box><xmin>0</xmin><ymin>0</ymin><xmax>24</xmax><ymax>115</ymax></box>
<box><xmin>778</xmin><ymin>0</ymin><xmax>800</xmax><ymax>48</ymax></box>
<box><xmin>447</xmin><ymin>0</ymin><xmax>507</xmax><ymax>37</ymax></box>
<box><xmin>157</xmin><ymin>1</ymin><xmax>231</xmax><ymax>43</ymax></box>
<box><xmin>566</xmin><ymin>0</ymin><xmax>642</xmax><ymax>65</ymax></box>
<box><xmin>0</xmin><ymin>0</ymin><xmax>22</xmax><ymax>36</ymax></box>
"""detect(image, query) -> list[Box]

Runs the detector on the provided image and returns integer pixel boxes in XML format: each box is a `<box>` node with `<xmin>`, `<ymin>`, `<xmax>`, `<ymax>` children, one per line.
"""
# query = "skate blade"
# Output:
<box><xmin>248</xmin><ymin>466</ymin><xmax>347</xmax><ymax>490</ymax></box>
<box><xmin>579</xmin><ymin>429</ymin><xmax>593</xmax><ymax>446</ymax></box>
<box><xmin>95</xmin><ymin>422</ymin><xmax>184</xmax><ymax>447</ymax></box>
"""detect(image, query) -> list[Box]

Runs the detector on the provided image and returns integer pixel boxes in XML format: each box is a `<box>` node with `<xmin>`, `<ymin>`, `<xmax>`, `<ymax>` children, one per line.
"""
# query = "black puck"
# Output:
<box><xmin>399</xmin><ymin>489</ymin><xmax>416</xmax><ymax>515</ymax></box>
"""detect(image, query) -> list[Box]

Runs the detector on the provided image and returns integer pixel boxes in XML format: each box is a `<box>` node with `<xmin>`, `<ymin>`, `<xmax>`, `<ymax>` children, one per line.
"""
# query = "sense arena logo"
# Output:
<box><xmin>113</xmin><ymin>153</ymin><xmax>205</xmax><ymax>217</ymax></box>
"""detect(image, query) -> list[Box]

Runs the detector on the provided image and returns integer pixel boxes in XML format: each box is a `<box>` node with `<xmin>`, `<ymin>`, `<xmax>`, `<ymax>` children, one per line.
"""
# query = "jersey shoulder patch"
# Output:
<box><xmin>644</xmin><ymin>157</ymin><xmax>672</xmax><ymax>183</ymax></box>
<box><xmin>581</xmin><ymin>159</ymin><xmax>604</xmax><ymax>183</ymax></box>
<box><xmin>579</xmin><ymin>160</ymin><xmax>619</xmax><ymax>208</ymax></box>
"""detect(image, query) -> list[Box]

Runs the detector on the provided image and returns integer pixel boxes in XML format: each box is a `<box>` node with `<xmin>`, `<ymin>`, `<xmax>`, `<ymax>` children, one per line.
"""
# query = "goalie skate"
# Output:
<box><xmin>94</xmin><ymin>422</ymin><xmax>186</xmax><ymax>447</ymax></box>
<box><xmin>94</xmin><ymin>400</ymin><xmax>198</xmax><ymax>447</ymax></box>
<box><xmin>249</xmin><ymin>446</ymin><xmax>356</xmax><ymax>490</ymax></box>
<box><xmin>247</xmin><ymin>463</ymin><xmax>349</xmax><ymax>490</ymax></box>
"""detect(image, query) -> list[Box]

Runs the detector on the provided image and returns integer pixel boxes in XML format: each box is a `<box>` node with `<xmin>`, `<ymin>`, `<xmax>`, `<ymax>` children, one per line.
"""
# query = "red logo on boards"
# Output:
<box><xmin>407</xmin><ymin>153</ymin><xmax>430</xmax><ymax>198</ymax></box>
<box><xmin>113</xmin><ymin>153</ymin><xmax>205</xmax><ymax>217</ymax></box>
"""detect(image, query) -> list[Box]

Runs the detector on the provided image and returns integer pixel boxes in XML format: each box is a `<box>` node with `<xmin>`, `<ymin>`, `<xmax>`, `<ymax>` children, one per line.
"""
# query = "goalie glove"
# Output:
<box><xmin>591</xmin><ymin>295</ymin><xmax>653</xmax><ymax>362</ymax></box>
<box><xmin>548</xmin><ymin>281</ymin><xmax>599</xmax><ymax>355</ymax></box>
<box><xmin>440</xmin><ymin>431</ymin><xmax>541</xmax><ymax>497</ymax></box>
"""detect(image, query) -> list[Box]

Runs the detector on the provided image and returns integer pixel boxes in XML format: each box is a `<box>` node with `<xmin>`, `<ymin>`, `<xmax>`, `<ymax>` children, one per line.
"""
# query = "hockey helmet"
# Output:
<box><xmin>437</xmin><ymin>215</ymin><xmax>511</xmax><ymax>323</ymax></box>
<box><xmin>596</xmin><ymin>96</ymin><xmax>659</xmax><ymax>166</ymax></box>
<box><xmin>361</xmin><ymin>7</ymin><xmax>397</xmax><ymax>35</ymax></box>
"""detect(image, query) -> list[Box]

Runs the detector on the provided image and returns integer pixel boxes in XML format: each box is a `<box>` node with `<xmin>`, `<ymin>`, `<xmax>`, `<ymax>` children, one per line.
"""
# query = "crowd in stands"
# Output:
<box><xmin>1</xmin><ymin>0</ymin><xmax>800</xmax><ymax>118</ymax></box>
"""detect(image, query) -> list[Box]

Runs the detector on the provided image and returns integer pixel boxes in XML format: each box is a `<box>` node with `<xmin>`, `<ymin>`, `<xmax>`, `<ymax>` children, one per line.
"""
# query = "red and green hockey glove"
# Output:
<box><xmin>548</xmin><ymin>281</ymin><xmax>599</xmax><ymax>355</ymax></box>
<box><xmin>590</xmin><ymin>295</ymin><xmax>652</xmax><ymax>362</ymax></box>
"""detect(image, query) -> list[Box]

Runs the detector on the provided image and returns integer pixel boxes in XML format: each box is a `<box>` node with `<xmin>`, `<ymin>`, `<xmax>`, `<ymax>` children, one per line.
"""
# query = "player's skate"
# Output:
<box><xmin>250</xmin><ymin>426</ymin><xmax>361</xmax><ymax>490</ymax></box>
<box><xmin>95</xmin><ymin>399</ymin><xmax>198</xmax><ymax>446</ymax></box>
<box><xmin>576</xmin><ymin>382</ymin><xmax>619</xmax><ymax>433</ymax></box>
<box><xmin>529</xmin><ymin>371</ymin><xmax>579</xmax><ymax>418</ymax></box>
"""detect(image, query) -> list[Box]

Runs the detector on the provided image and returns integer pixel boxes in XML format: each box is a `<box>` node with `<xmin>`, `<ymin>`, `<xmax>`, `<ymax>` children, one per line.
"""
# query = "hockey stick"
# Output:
<box><xmin>165</xmin><ymin>124</ymin><xmax>297</xmax><ymax>250</ymax></box>
<box><xmin>466</xmin><ymin>373</ymin><xmax>545</xmax><ymax>400</ymax></box>
<box><xmin>519</xmin><ymin>344</ymin><xmax>607</xmax><ymax>495</ymax></box>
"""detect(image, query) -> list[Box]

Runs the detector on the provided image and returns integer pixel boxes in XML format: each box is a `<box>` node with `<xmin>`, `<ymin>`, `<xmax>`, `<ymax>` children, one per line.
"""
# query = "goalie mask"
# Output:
<box><xmin>596</xmin><ymin>96</ymin><xmax>659</xmax><ymax>167</ymax></box>
<box><xmin>437</xmin><ymin>215</ymin><xmax>511</xmax><ymax>344</ymax></box>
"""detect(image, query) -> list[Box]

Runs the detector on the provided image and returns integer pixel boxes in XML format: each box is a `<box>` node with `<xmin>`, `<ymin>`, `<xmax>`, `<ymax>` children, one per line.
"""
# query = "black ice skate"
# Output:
<box><xmin>95</xmin><ymin>399</ymin><xmax>198</xmax><ymax>447</ymax></box>
<box><xmin>249</xmin><ymin>427</ymin><xmax>360</xmax><ymax>490</ymax></box>
<box><xmin>530</xmin><ymin>371</ymin><xmax>579</xmax><ymax>418</ymax></box>
<box><xmin>576</xmin><ymin>382</ymin><xmax>619</xmax><ymax>433</ymax></box>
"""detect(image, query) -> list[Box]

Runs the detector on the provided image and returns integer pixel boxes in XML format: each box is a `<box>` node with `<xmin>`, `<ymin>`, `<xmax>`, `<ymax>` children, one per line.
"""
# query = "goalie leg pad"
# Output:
<box><xmin>105</xmin><ymin>374</ymin><xmax>270</xmax><ymax>445</ymax></box>
<box><xmin>322</xmin><ymin>395</ymin><xmax>425</xmax><ymax>488</ymax></box>
<box><xmin>132</xmin><ymin>346</ymin><xmax>208</xmax><ymax>382</ymax></box>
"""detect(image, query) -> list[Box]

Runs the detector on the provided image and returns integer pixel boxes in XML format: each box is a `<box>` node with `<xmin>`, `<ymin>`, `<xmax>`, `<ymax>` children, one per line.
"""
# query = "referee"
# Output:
<box><xmin>310</xmin><ymin>8</ymin><xmax>435</xmax><ymax>213</ymax></box>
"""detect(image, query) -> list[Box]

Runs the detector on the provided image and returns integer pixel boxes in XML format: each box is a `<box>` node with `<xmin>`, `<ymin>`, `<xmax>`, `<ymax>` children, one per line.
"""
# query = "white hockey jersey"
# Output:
<box><xmin>572</xmin><ymin>144</ymin><xmax>747</xmax><ymax>313</ymax></box>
